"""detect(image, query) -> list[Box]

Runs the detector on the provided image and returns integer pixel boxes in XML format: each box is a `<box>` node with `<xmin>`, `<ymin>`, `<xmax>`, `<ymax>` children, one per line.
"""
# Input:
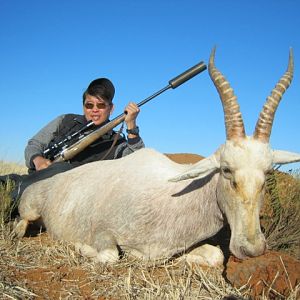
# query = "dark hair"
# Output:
<box><xmin>82</xmin><ymin>78</ymin><xmax>115</xmax><ymax>104</ymax></box>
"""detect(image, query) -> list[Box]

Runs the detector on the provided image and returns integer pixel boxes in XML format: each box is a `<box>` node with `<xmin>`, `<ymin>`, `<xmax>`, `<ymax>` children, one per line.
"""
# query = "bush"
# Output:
<box><xmin>261</xmin><ymin>169</ymin><xmax>300</xmax><ymax>259</ymax></box>
<box><xmin>0</xmin><ymin>179</ymin><xmax>18</xmax><ymax>224</ymax></box>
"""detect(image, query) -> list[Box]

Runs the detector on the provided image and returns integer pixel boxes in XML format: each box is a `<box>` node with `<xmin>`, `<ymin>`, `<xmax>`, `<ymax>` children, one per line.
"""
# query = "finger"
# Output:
<box><xmin>125</xmin><ymin>104</ymin><xmax>137</xmax><ymax>114</ymax></box>
<box><xmin>128</xmin><ymin>105</ymin><xmax>140</xmax><ymax>114</ymax></box>
<box><xmin>40</xmin><ymin>160</ymin><xmax>51</xmax><ymax>170</ymax></box>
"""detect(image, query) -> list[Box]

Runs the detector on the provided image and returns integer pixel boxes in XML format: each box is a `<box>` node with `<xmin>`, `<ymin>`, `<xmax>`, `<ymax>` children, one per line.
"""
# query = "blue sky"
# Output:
<box><xmin>0</xmin><ymin>0</ymin><xmax>299</xmax><ymax>171</ymax></box>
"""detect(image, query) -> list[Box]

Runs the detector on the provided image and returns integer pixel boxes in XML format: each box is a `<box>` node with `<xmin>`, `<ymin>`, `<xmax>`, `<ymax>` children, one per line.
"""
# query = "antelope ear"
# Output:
<box><xmin>169</xmin><ymin>154</ymin><xmax>220</xmax><ymax>182</ymax></box>
<box><xmin>272</xmin><ymin>150</ymin><xmax>300</xmax><ymax>164</ymax></box>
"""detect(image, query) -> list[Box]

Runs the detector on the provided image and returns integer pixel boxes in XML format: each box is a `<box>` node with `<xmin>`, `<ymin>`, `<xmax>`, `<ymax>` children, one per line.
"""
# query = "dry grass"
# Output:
<box><xmin>0</xmin><ymin>179</ymin><xmax>18</xmax><ymax>225</ymax></box>
<box><xmin>0</xmin><ymin>161</ymin><xmax>299</xmax><ymax>299</ymax></box>
<box><xmin>262</xmin><ymin>169</ymin><xmax>300</xmax><ymax>259</ymax></box>
<box><xmin>0</xmin><ymin>225</ymin><xmax>252</xmax><ymax>299</ymax></box>
<box><xmin>0</xmin><ymin>161</ymin><xmax>26</xmax><ymax>224</ymax></box>
<box><xmin>0</xmin><ymin>160</ymin><xmax>27</xmax><ymax>176</ymax></box>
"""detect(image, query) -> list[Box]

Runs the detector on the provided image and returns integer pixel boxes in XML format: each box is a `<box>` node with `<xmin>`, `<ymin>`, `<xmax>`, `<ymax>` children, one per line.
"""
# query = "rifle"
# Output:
<box><xmin>47</xmin><ymin>60</ymin><xmax>207</xmax><ymax>162</ymax></box>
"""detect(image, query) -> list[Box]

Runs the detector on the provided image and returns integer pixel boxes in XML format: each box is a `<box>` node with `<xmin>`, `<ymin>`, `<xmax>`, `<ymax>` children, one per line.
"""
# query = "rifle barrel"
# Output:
<box><xmin>112</xmin><ymin>60</ymin><xmax>207</xmax><ymax>122</ymax></box>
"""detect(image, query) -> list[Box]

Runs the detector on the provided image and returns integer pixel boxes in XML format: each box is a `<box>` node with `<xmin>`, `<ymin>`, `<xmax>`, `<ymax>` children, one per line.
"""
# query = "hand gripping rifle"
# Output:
<box><xmin>50</xmin><ymin>61</ymin><xmax>207</xmax><ymax>162</ymax></box>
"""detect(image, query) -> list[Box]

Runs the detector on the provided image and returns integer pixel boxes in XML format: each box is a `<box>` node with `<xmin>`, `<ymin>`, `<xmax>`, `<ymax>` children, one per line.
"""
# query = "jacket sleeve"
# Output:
<box><xmin>114</xmin><ymin>136</ymin><xmax>145</xmax><ymax>159</ymax></box>
<box><xmin>24</xmin><ymin>115</ymin><xmax>65</xmax><ymax>169</ymax></box>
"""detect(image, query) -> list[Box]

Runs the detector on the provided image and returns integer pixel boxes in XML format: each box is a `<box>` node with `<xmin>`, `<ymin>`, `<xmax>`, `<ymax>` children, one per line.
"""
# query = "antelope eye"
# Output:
<box><xmin>221</xmin><ymin>167</ymin><xmax>232</xmax><ymax>176</ymax></box>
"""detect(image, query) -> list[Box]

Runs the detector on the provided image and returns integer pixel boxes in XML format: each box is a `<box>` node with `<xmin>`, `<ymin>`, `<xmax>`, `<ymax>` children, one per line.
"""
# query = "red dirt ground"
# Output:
<box><xmin>226</xmin><ymin>251</ymin><xmax>300</xmax><ymax>298</ymax></box>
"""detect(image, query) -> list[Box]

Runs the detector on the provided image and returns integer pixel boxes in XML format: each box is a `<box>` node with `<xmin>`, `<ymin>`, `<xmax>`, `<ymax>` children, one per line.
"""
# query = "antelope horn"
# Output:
<box><xmin>253</xmin><ymin>49</ymin><xmax>294</xmax><ymax>142</ymax></box>
<box><xmin>208</xmin><ymin>47</ymin><xmax>245</xmax><ymax>140</ymax></box>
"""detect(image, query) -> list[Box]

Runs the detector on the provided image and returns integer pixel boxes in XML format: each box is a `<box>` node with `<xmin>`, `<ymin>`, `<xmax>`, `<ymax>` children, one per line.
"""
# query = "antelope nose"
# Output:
<box><xmin>240</xmin><ymin>239</ymin><xmax>266</xmax><ymax>258</ymax></box>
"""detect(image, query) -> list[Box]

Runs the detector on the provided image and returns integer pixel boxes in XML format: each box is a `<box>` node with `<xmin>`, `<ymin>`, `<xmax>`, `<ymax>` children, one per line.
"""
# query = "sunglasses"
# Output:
<box><xmin>84</xmin><ymin>102</ymin><xmax>109</xmax><ymax>110</ymax></box>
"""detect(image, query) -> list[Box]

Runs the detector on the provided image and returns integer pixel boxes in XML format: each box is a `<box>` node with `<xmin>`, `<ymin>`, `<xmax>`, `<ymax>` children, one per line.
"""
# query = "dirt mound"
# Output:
<box><xmin>226</xmin><ymin>250</ymin><xmax>300</xmax><ymax>298</ymax></box>
<box><xmin>165</xmin><ymin>153</ymin><xmax>204</xmax><ymax>164</ymax></box>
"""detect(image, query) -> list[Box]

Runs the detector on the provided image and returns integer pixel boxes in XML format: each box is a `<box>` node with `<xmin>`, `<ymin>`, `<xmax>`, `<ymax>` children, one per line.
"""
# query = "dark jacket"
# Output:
<box><xmin>25</xmin><ymin>114</ymin><xmax>145</xmax><ymax>172</ymax></box>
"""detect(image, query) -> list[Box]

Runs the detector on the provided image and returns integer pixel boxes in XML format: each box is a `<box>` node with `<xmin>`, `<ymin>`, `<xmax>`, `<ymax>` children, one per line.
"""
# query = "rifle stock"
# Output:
<box><xmin>53</xmin><ymin>60</ymin><xmax>207</xmax><ymax>162</ymax></box>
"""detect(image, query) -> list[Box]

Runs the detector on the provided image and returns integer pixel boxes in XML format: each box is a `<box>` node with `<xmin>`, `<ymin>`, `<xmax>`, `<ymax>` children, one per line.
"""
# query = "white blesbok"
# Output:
<box><xmin>15</xmin><ymin>48</ymin><xmax>300</xmax><ymax>266</ymax></box>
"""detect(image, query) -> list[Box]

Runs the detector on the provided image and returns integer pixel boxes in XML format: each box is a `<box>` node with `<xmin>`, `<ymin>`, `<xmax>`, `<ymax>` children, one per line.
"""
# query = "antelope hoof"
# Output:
<box><xmin>13</xmin><ymin>219</ymin><xmax>29</xmax><ymax>238</ymax></box>
<box><xmin>184</xmin><ymin>244</ymin><xmax>224</xmax><ymax>267</ymax></box>
<box><xmin>96</xmin><ymin>248</ymin><xmax>119</xmax><ymax>264</ymax></box>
